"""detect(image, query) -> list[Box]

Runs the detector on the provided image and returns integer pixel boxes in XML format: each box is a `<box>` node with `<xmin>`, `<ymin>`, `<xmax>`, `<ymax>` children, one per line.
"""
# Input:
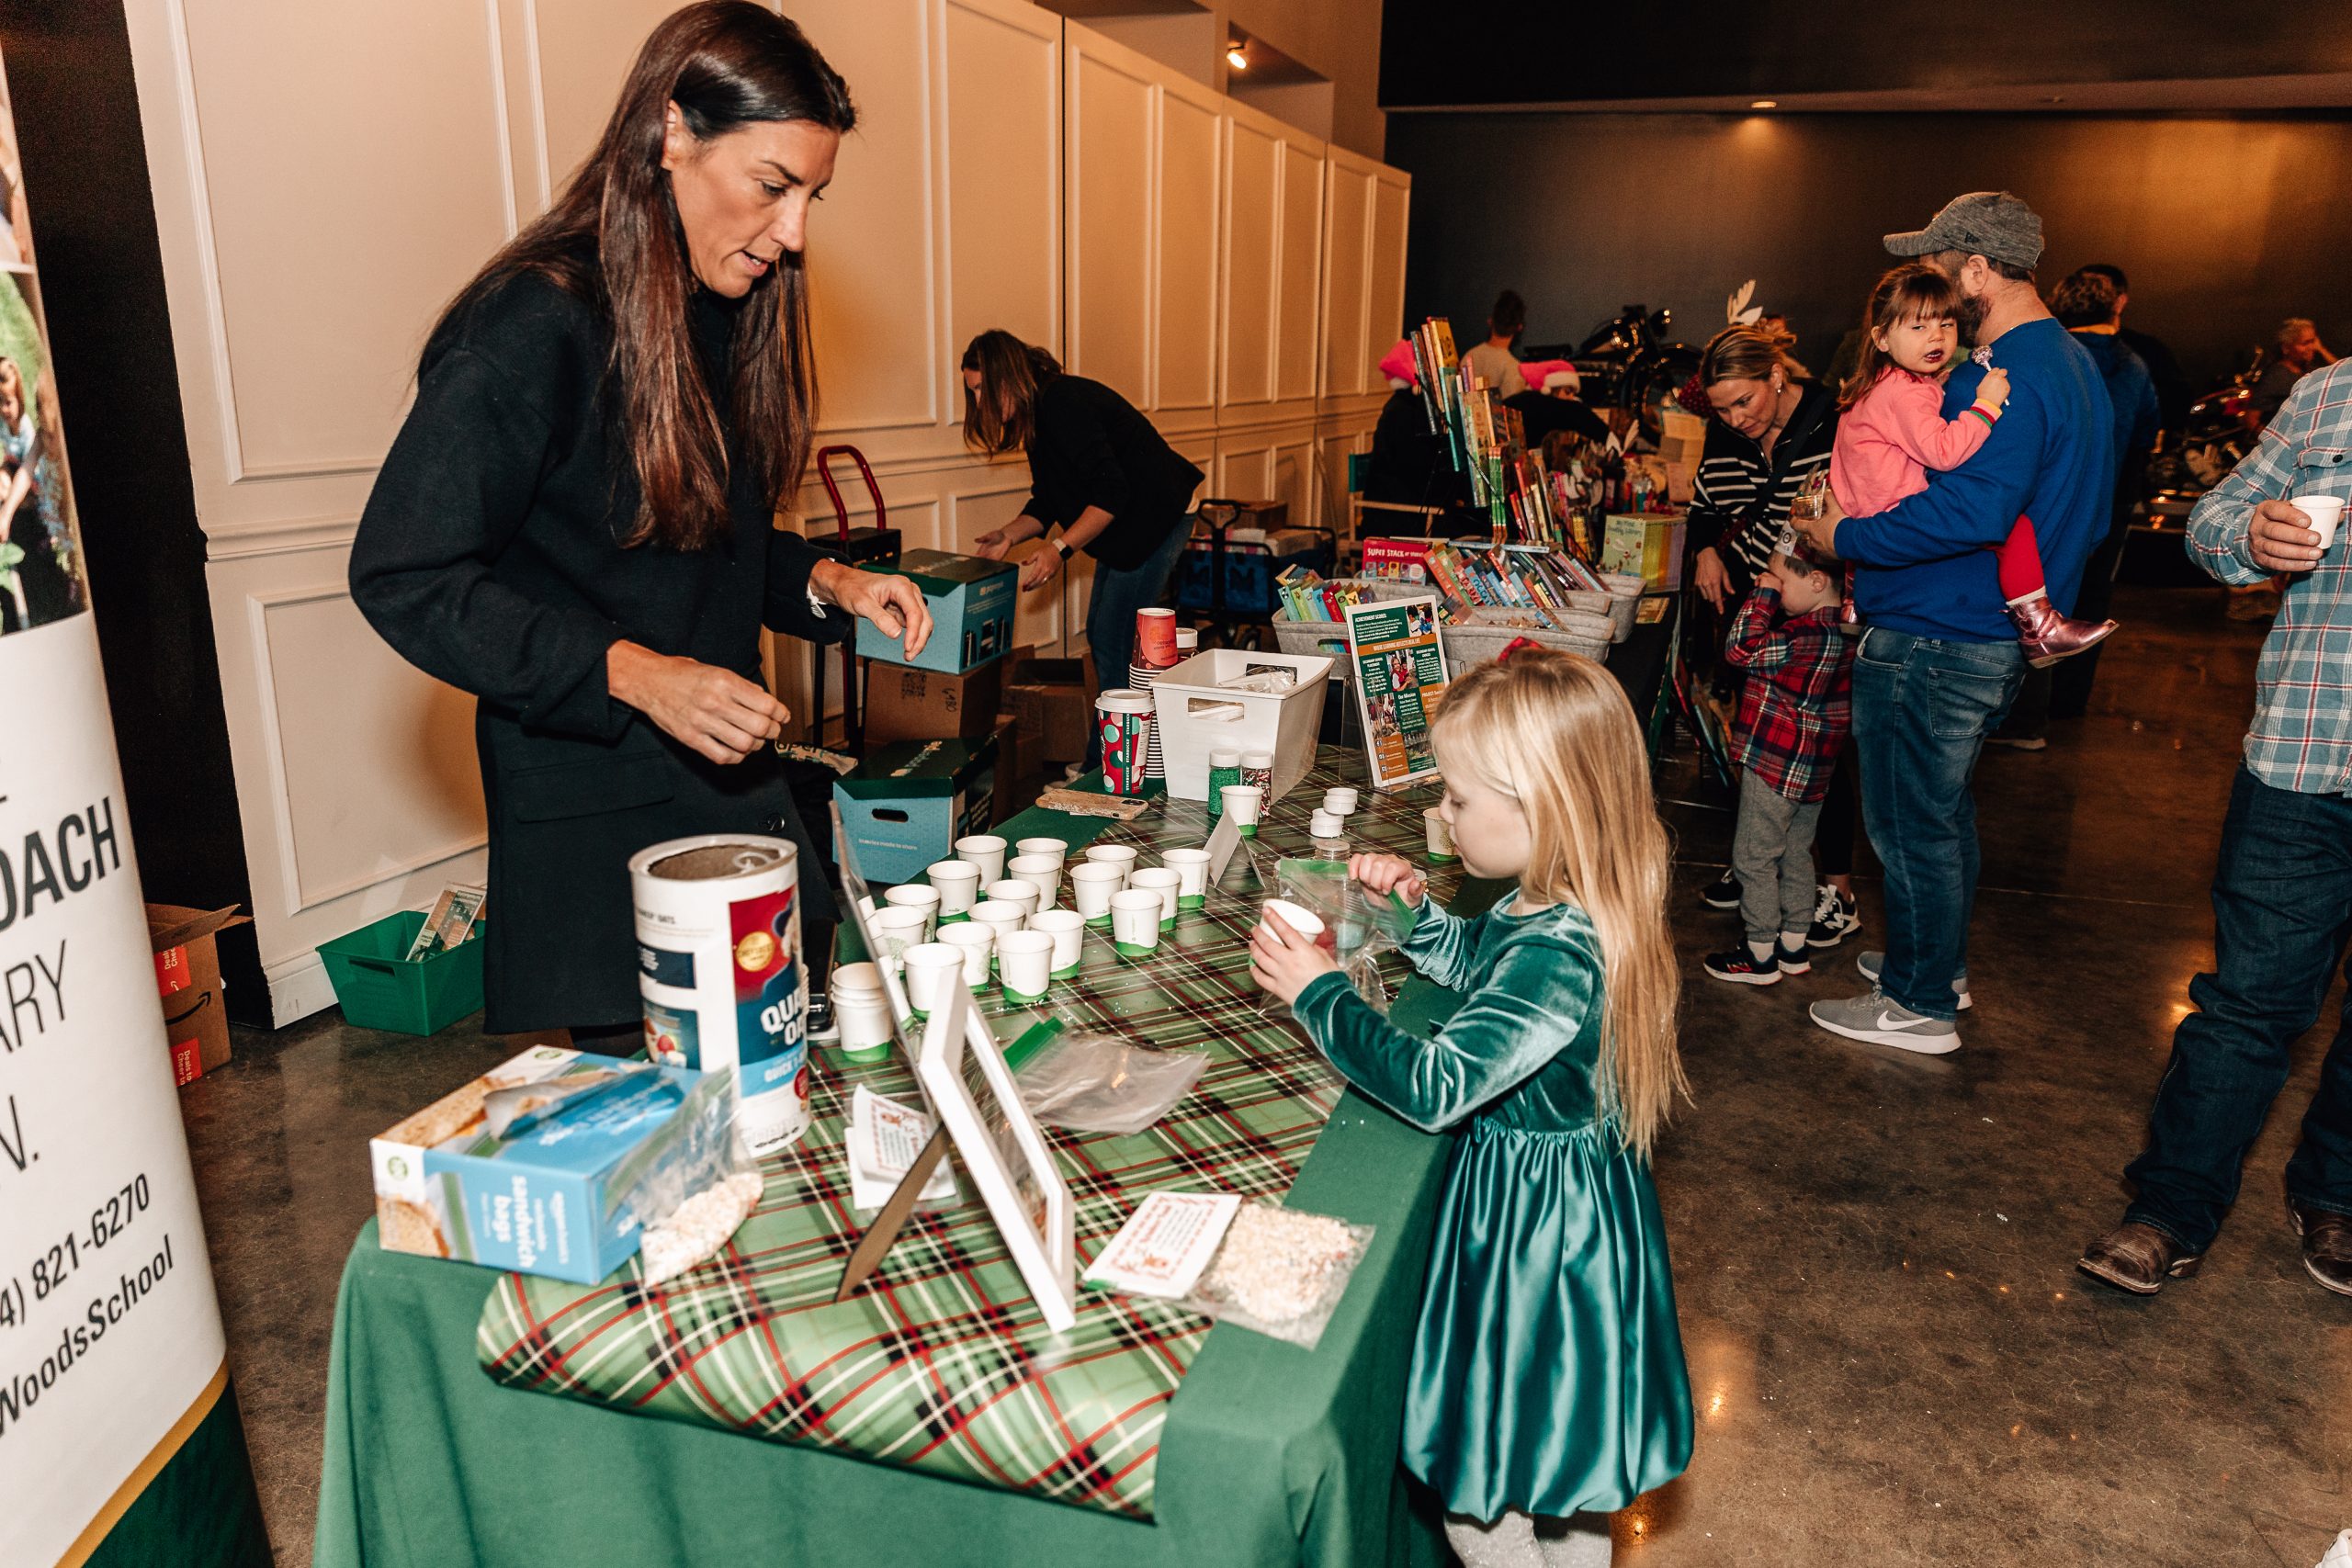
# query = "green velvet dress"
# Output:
<box><xmin>1293</xmin><ymin>897</ymin><xmax>1693</xmax><ymax>1522</ymax></box>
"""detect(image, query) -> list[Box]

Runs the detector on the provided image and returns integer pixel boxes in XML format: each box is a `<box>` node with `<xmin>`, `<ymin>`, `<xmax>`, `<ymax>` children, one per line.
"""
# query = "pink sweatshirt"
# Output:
<box><xmin>1829</xmin><ymin>367</ymin><xmax>2001</xmax><ymax>516</ymax></box>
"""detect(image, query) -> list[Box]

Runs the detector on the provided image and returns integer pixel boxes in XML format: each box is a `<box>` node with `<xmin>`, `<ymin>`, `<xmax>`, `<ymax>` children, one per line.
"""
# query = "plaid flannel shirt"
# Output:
<box><xmin>2187</xmin><ymin>359</ymin><xmax>2352</xmax><ymax>795</ymax></box>
<box><xmin>1723</xmin><ymin>584</ymin><xmax>1852</xmax><ymax>803</ymax></box>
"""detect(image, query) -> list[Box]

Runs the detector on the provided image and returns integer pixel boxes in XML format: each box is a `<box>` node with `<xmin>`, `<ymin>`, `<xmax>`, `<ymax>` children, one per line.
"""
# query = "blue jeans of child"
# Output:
<box><xmin>1081</xmin><ymin>521</ymin><xmax>1192</xmax><ymax>768</ymax></box>
<box><xmin>2123</xmin><ymin>768</ymin><xmax>2352</xmax><ymax>1251</ymax></box>
<box><xmin>1849</xmin><ymin>627</ymin><xmax>2024</xmax><ymax>1020</ymax></box>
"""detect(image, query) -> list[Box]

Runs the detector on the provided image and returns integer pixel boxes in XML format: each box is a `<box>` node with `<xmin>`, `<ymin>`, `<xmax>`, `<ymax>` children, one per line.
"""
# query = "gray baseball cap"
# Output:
<box><xmin>1883</xmin><ymin>191</ymin><xmax>2044</xmax><ymax>270</ymax></box>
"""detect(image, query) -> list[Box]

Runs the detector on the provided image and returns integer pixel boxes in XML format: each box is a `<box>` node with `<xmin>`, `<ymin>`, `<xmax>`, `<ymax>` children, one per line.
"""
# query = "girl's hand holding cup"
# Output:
<box><xmin>1250</xmin><ymin>905</ymin><xmax>1340</xmax><ymax>1004</ymax></box>
<box><xmin>1347</xmin><ymin>852</ymin><xmax>1426</xmax><ymax>908</ymax></box>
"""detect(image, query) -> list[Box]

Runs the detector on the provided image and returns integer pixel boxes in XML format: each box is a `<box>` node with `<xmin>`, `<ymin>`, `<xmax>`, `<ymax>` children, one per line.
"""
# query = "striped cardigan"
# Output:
<box><xmin>1686</xmin><ymin>384</ymin><xmax>1840</xmax><ymax>581</ymax></box>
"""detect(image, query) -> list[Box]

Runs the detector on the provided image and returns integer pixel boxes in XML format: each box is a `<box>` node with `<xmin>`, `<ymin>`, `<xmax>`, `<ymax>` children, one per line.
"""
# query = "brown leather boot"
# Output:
<box><xmin>2289</xmin><ymin>1200</ymin><xmax>2352</xmax><ymax>1298</ymax></box>
<box><xmin>2007</xmin><ymin>591</ymin><xmax>2118</xmax><ymax>668</ymax></box>
<box><xmin>2077</xmin><ymin>1221</ymin><xmax>2202</xmax><ymax>1295</ymax></box>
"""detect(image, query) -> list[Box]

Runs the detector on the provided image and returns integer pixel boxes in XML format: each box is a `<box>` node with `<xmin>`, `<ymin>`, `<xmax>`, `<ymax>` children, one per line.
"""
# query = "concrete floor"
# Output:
<box><xmin>178</xmin><ymin>584</ymin><xmax>2350</xmax><ymax>1568</ymax></box>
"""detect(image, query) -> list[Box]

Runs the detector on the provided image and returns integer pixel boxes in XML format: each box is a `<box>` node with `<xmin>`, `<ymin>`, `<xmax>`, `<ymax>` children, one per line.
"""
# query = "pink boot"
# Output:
<box><xmin>2007</xmin><ymin>591</ymin><xmax>2117</xmax><ymax>668</ymax></box>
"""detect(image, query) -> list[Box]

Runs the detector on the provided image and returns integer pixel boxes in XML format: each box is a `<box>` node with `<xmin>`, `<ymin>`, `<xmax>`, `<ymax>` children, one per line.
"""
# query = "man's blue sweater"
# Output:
<box><xmin>1839</xmin><ymin>317</ymin><xmax>2115</xmax><ymax>642</ymax></box>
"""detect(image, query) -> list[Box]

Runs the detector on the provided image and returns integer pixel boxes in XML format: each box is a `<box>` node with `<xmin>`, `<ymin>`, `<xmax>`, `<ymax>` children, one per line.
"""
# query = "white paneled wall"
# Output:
<box><xmin>125</xmin><ymin>0</ymin><xmax>1406</xmax><ymax>1023</ymax></box>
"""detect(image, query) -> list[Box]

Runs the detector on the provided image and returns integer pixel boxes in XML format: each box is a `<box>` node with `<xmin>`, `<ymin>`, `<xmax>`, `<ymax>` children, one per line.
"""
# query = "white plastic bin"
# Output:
<box><xmin>1149</xmin><ymin>648</ymin><xmax>1333</xmax><ymax>804</ymax></box>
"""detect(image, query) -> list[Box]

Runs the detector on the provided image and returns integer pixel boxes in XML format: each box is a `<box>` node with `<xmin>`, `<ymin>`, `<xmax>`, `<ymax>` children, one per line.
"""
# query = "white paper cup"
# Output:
<box><xmin>984</xmin><ymin>879</ymin><xmax>1041</xmax><ymax>920</ymax></box>
<box><xmin>829</xmin><ymin>961</ymin><xmax>896</xmax><ymax>1057</ymax></box>
<box><xmin>1008</xmin><ymin>854</ymin><xmax>1063</xmax><ymax>912</ymax></box>
<box><xmin>939</xmin><ymin>922</ymin><xmax>996</xmax><ymax>990</ymax></box>
<box><xmin>883</xmin><ymin>883</ymin><xmax>942</xmax><ymax>941</ymax></box>
<box><xmin>1128</xmin><ymin>866</ymin><xmax>1182</xmax><ymax>929</ymax></box>
<box><xmin>1321</xmin><ymin>787</ymin><xmax>1360</xmax><ymax>816</ymax></box>
<box><xmin>1425</xmin><ymin>807</ymin><xmax>1457</xmax><ymax>863</ymax></box>
<box><xmin>868</xmin><ymin>906</ymin><xmax>931</xmax><ymax>973</ymax></box>
<box><xmin>1070</xmin><ymin>861</ymin><xmax>1126</xmax><ymax>924</ymax></box>
<box><xmin>1222</xmin><ymin>784</ymin><xmax>1263</xmax><ymax>835</ymax></box>
<box><xmin>1163</xmin><ymin>847</ymin><xmax>1212</xmax><ymax>908</ymax></box>
<box><xmin>996</xmin><ymin>930</ymin><xmax>1055</xmax><ymax>1000</ymax></box>
<box><xmin>954</xmin><ymin>834</ymin><xmax>1008</xmax><ymax>885</ymax></box>
<box><xmin>1261</xmin><ymin>897</ymin><xmax>1335</xmax><ymax>952</ymax></box>
<box><xmin>1028</xmin><ymin>908</ymin><xmax>1087</xmax><ymax>977</ymax></box>
<box><xmin>1310</xmin><ymin>809</ymin><xmax>1344</xmax><ymax>839</ymax></box>
<box><xmin>967</xmin><ymin>900</ymin><xmax>1027</xmax><ymax>955</ymax></box>
<box><xmin>926</xmin><ymin>860</ymin><xmax>981</xmax><ymax>916</ymax></box>
<box><xmin>2292</xmin><ymin>494</ymin><xmax>2346</xmax><ymax>553</ymax></box>
<box><xmin>900</xmin><ymin>942</ymin><xmax>964</xmax><ymax>1016</ymax></box>
<box><xmin>1083</xmin><ymin>842</ymin><xmax>1139</xmax><ymax>874</ymax></box>
<box><xmin>1110</xmin><ymin>889</ymin><xmax>1164</xmax><ymax>956</ymax></box>
<box><xmin>1014</xmin><ymin>837</ymin><xmax>1069</xmax><ymax>873</ymax></box>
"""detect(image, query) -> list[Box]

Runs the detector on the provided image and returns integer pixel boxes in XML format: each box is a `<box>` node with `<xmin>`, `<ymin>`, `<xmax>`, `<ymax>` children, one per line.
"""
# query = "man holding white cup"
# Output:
<box><xmin>2080</xmin><ymin>358</ymin><xmax>2352</xmax><ymax>1300</ymax></box>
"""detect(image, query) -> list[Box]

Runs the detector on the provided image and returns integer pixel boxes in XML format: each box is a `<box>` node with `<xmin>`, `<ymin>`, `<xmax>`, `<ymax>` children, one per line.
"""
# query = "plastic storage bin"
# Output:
<box><xmin>1148</xmin><ymin>648</ymin><xmax>1333</xmax><ymax>803</ymax></box>
<box><xmin>319</xmin><ymin>910</ymin><xmax>488</xmax><ymax>1035</ymax></box>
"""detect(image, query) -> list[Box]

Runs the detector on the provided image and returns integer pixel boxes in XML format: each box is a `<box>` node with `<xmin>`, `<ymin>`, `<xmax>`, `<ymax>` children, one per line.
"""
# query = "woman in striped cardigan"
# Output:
<box><xmin>1687</xmin><ymin>325</ymin><xmax>1838</xmax><ymax>612</ymax></box>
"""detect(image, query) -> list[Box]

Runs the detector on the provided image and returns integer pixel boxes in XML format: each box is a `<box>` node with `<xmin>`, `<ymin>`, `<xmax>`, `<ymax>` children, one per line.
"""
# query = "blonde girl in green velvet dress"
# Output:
<box><xmin>1249</xmin><ymin>649</ymin><xmax>1693</xmax><ymax>1568</ymax></box>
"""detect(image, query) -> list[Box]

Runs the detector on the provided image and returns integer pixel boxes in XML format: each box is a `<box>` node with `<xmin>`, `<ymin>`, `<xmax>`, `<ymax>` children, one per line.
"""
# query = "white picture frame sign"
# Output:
<box><xmin>913</xmin><ymin>976</ymin><xmax>1079</xmax><ymax>1333</ymax></box>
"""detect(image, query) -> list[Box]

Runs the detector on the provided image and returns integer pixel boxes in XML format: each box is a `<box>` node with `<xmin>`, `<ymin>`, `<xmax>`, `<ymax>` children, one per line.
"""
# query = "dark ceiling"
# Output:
<box><xmin>1378</xmin><ymin>1</ymin><xmax>2352</xmax><ymax>110</ymax></box>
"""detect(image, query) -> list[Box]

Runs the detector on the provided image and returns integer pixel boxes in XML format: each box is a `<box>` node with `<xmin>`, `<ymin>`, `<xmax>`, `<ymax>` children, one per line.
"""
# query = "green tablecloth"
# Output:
<box><xmin>315</xmin><ymin>752</ymin><xmax>1494</xmax><ymax>1568</ymax></box>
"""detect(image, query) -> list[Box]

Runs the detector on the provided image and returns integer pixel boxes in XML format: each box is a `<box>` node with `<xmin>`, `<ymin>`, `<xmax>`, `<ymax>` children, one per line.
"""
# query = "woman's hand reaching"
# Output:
<box><xmin>1692</xmin><ymin>546</ymin><xmax>1732</xmax><ymax>611</ymax></box>
<box><xmin>812</xmin><ymin>558</ymin><xmax>934</xmax><ymax>659</ymax></box>
<box><xmin>606</xmin><ymin>641</ymin><xmax>788</xmax><ymax>765</ymax></box>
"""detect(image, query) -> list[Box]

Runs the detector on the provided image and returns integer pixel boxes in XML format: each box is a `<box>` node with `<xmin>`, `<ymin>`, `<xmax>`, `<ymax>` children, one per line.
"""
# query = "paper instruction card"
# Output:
<box><xmin>1084</xmin><ymin>1190</ymin><xmax>1242</xmax><ymax>1299</ymax></box>
<box><xmin>848</xmin><ymin>1086</ymin><xmax>955</xmax><ymax>1210</ymax></box>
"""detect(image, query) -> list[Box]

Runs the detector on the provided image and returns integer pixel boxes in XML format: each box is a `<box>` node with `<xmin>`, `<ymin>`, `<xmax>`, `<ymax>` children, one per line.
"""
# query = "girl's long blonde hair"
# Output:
<box><xmin>1430</xmin><ymin>649</ymin><xmax>1687</xmax><ymax>1156</ymax></box>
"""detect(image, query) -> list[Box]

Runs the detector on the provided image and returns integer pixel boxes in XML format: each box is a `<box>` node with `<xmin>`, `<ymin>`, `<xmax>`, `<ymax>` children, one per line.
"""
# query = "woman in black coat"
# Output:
<box><xmin>959</xmin><ymin>332</ymin><xmax>1203</xmax><ymax>766</ymax></box>
<box><xmin>349</xmin><ymin>4</ymin><xmax>931</xmax><ymax>1039</ymax></box>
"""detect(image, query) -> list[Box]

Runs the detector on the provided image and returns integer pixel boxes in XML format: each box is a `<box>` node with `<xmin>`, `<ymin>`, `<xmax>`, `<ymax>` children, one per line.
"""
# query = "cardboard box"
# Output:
<box><xmin>862</xmin><ymin>657</ymin><xmax>1004</xmax><ymax>744</ymax></box>
<box><xmin>1601</xmin><ymin>511</ymin><xmax>1688</xmax><ymax>592</ymax></box>
<box><xmin>834</xmin><ymin>735</ymin><xmax>1000</xmax><ymax>885</ymax></box>
<box><xmin>1006</xmin><ymin>657</ymin><xmax>1093</xmax><ymax>763</ymax></box>
<box><xmin>854</xmin><ymin>548</ymin><xmax>1017</xmax><ymax>674</ymax></box>
<box><xmin>370</xmin><ymin>1047</ymin><xmax>723</xmax><ymax>1284</ymax></box>
<box><xmin>989</xmin><ymin>712</ymin><xmax>1027</xmax><ymax>825</ymax></box>
<box><xmin>149</xmin><ymin>904</ymin><xmax>251</xmax><ymax>1085</ymax></box>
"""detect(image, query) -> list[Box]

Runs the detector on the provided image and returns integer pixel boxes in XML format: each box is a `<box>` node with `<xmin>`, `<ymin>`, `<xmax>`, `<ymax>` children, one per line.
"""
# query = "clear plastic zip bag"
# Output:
<box><xmin>1175</xmin><ymin>1200</ymin><xmax>1374</xmax><ymax>1351</ymax></box>
<box><xmin>1013</xmin><ymin>1026</ymin><xmax>1209</xmax><ymax>1137</ymax></box>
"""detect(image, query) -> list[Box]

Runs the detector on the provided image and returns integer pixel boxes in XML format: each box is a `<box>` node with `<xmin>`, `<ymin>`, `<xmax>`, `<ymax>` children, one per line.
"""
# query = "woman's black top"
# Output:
<box><xmin>1021</xmin><ymin>375</ymin><xmax>1203</xmax><ymax>570</ymax></box>
<box><xmin>349</xmin><ymin>265</ymin><xmax>845</xmax><ymax>1032</ymax></box>
<box><xmin>1685</xmin><ymin>381</ymin><xmax>1838</xmax><ymax>582</ymax></box>
<box><xmin>1363</xmin><ymin>387</ymin><xmax>1471</xmax><ymax>510</ymax></box>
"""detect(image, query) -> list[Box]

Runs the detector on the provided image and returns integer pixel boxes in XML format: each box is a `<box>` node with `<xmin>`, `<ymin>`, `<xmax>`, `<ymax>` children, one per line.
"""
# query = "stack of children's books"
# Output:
<box><xmin>1278</xmin><ymin>543</ymin><xmax>1615</xmax><ymax>632</ymax></box>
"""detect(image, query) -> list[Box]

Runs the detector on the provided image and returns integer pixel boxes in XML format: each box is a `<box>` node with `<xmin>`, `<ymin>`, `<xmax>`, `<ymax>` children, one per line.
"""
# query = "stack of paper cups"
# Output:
<box><xmin>1097</xmin><ymin>690</ymin><xmax>1155</xmax><ymax>796</ymax></box>
<box><xmin>630</xmin><ymin>835</ymin><xmax>809</xmax><ymax>1156</ymax></box>
<box><xmin>1126</xmin><ymin>661</ymin><xmax>1166</xmax><ymax>783</ymax></box>
<box><xmin>1134</xmin><ymin>610</ymin><xmax>1182</xmax><ymax>783</ymax></box>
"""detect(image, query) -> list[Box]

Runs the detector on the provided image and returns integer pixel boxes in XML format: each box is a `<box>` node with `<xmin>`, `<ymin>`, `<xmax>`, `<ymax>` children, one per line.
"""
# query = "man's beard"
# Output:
<box><xmin>1953</xmin><ymin>289</ymin><xmax>1989</xmax><ymax>344</ymax></box>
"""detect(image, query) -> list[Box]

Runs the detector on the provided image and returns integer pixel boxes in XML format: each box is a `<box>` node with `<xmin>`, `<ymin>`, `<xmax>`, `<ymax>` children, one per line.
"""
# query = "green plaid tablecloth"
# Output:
<box><xmin>474</xmin><ymin>750</ymin><xmax>1459</xmax><ymax>1520</ymax></box>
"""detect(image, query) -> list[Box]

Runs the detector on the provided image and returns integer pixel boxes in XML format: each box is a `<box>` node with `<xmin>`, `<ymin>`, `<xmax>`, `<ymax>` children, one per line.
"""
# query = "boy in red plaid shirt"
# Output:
<box><xmin>1705</xmin><ymin>537</ymin><xmax>1854</xmax><ymax>985</ymax></box>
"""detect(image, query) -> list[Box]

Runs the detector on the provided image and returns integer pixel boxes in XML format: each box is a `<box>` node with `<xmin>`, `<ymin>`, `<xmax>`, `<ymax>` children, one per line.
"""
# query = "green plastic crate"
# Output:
<box><xmin>318</xmin><ymin>910</ymin><xmax>488</xmax><ymax>1035</ymax></box>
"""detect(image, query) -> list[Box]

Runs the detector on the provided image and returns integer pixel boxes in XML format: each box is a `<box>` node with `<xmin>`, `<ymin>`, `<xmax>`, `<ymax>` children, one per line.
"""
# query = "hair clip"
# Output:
<box><xmin>1498</xmin><ymin>637</ymin><xmax>1544</xmax><ymax>663</ymax></box>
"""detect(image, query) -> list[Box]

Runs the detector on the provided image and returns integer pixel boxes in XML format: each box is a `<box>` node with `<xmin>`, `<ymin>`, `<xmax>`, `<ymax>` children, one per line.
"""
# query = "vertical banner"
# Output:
<box><xmin>1342</xmin><ymin>595</ymin><xmax>1450</xmax><ymax>791</ymax></box>
<box><xmin>0</xmin><ymin>47</ymin><xmax>267</xmax><ymax>1568</ymax></box>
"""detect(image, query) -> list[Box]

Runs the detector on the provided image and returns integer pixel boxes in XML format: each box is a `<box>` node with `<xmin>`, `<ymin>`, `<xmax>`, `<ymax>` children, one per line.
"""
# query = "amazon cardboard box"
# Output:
<box><xmin>863</xmin><ymin>657</ymin><xmax>1004</xmax><ymax>744</ymax></box>
<box><xmin>149</xmin><ymin>904</ymin><xmax>251</xmax><ymax>1085</ymax></box>
<box><xmin>1006</xmin><ymin>657</ymin><xmax>1092</xmax><ymax>764</ymax></box>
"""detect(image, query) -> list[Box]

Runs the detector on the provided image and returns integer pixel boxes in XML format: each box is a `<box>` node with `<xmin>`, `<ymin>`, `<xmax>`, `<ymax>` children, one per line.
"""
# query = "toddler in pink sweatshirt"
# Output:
<box><xmin>1828</xmin><ymin>263</ymin><xmax>2116</xmax><ymax>666</ymax></box>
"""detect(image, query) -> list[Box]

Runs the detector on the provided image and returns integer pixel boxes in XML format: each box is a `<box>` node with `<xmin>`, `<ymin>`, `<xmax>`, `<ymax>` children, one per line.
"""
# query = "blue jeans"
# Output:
<box><xmin>1849</xmin><ymin>627</ymin><xmax>2024</xmax><ymax>1020</ymax></box>
<box><xmin>2123</xmin><ymin>768</ymin><xmax>2352</xmax><ymax>1251</ymax></box>
<box><xmin>1081</xmin><ymin>519</ymin><xmax>1191</xmax><ymax>767</ymax></box>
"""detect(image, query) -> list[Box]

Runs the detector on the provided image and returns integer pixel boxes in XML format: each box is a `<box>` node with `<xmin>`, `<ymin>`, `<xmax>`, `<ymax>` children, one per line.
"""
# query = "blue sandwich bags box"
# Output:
<box><xmin>833</xmin><ymin>735</ymin><xmax>999</xmax><ymax>885</ymax></box>
<box><xmin>854</xmin><ymin>547</ymin><xmax>1017</xmax><ymax>674</ymax></box>
<box><xmin>369</xmin><ymin>1047</ymin><xmax>727</xmax><ymax>1283</ymax></box>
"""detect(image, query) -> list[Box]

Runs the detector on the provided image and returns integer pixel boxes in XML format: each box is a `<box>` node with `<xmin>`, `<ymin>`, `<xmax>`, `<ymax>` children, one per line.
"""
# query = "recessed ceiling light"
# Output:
<box><xmin>1227</xmin><ymin>38</ymin><xmax>1249</xmax><ymax>71</ymax></box>
<box><xmin>1750</xmin><ymin>98</ymin><xmax>1778</xmax><ymax>109</ymax></box>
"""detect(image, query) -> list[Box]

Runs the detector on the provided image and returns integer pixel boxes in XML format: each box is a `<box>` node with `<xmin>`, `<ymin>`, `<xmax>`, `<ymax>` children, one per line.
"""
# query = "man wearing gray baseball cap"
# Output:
<box><xmin>1792</xmin><ymin>192</ymin><xmax>2115</xmax><ymax>1053</ymax></box>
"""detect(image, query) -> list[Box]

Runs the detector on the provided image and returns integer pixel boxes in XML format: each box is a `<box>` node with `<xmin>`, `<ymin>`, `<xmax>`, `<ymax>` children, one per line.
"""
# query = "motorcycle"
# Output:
<box><xmin>2143</xmin><ymin>351</ymin><xmax>2263</xmax><ymax>509</ymax></box>
<box><xmin>1525</xmin><ymin>304</ymin><xmax>1702</xmax><ymax>446</ymax></box>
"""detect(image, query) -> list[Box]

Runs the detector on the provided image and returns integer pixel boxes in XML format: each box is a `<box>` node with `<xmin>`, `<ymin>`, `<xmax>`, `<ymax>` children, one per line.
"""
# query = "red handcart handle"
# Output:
<box><xmin>813</xmin><ymin>445</ymin><xmax>885</xmax><ymax>541</ymax></box>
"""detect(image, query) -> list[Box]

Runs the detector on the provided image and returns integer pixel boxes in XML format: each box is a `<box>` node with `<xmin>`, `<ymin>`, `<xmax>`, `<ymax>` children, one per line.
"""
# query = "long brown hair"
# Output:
<box><xmin>1837</xmin><ymin>264</ymin><xmax>1962</xmax><ymax>412</ymax></box>
<box><xmin>433</xmin><ymin>2</ymin><xmax>854</xmax><ymax>549</ymax></box>
<box><xmin>1430</xmin><ymin>649</ymin><xmax>1688</xmax><ymax>1157</ymax></box>
<box><xmin>960</xmin><ymin>331</ymin><xmax>1062</xmax><ymax>457</ymax></box>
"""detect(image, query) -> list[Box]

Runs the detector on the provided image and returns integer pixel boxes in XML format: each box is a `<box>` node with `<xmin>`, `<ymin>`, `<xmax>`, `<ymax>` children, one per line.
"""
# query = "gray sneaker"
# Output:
<box><xmin>1808</xmin><ymin>989</ymin><xmax>1962</xmax><ymax>1055</ymax></box>
<box><xmin>1856</xmin><ymin>950</ymin><xmax>1972</xmax><ymax>1010</ymax></box>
